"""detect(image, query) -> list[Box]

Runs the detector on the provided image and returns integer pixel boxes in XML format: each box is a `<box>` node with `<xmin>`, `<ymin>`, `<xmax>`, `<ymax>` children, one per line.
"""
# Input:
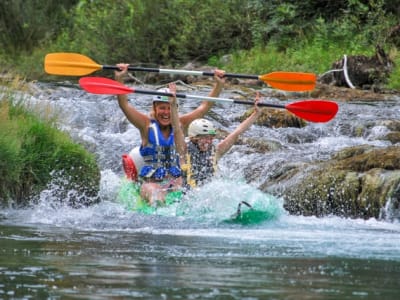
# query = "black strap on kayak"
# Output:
<box><xmin>231</xmin><ymin>201</ymin><xmax>253</xmax><ymax>219</ymax></box>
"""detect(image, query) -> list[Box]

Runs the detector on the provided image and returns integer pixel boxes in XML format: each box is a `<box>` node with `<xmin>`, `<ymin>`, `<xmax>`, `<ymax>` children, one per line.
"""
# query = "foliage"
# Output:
<box><xmin>0</xmin><ymin>84</ymin><xmax>100</xmax><ymax>207</ymax></box>
<box><xmin>0</xmin><ymin>0</ymin><xmax>78</xmax><ymax>54</ymax></box>
<box><xmin>50</xmin><ymin>0</ymin><xmax>253</xmax><ymax>66</ymax></box>
<box><xmin>387</xmin><ymin>50</ymin><xmax>400</xmax><ymax>90</ymax></box>
<box><xmin>0</xmin><ymin>0</ymin><xmax>399</xmax><ymax>86</ymax></box>
<box><xmin>51</xmin><ymin>0</ymin><xmax>135</xmax><ymax>65</ymax></box>
<box><xmin>224</xmin><ymin>0</ymin><xmax>399</xmax><ymax>87</ymax></box>
<box><xmin>0</xmin><ymin>102</ymin><xmax>22</xmax><ymax>203</ymax></box>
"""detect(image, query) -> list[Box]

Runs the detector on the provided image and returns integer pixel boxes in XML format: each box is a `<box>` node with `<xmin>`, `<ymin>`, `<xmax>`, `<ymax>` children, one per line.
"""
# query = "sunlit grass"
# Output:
<box><xmin>219</xmin><ymin>37</ymin><xmax>400</xmax><ymax>90</ymax></box>
<box><xmin>387</xmin><ymin>48</ymin><xmax>400</xmax><ymax>90</ymax></box>
<box><xmin>0</xmin><ymin>81</ymin><xmax>99</xmax><ymax>206</ymax></box>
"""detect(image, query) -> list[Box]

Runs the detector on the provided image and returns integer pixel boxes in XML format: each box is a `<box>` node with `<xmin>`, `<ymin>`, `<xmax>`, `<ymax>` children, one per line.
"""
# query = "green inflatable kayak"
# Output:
<box><xmin>117</xmin><ymin>179</ymin><xmax>182</xmax><ymax>215</ymax></box>
<box><xmin>117</xmin><ymin>178</ymin><xmax>282</xmax><ymax>225</ymax></box>
<box><xmin>119</xmin><ymin>147</ymin><xmax>281</xmax><ymax>224</ymax></box>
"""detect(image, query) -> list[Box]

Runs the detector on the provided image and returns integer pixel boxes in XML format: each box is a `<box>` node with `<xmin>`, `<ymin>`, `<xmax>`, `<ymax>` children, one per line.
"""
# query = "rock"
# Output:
<box><xmin>281</xmin><ymin>145</ymin><xmax>400</xmax><ymax>219</ymax></box>
<box><xmin>238</xmin><ymin>107</ymin><xmax>307</xmax><ymax>128</ymax></box>
<box><xmin>310</xmin><ymin>83</ymin><xmax>389</xmax><ymax>101</ymax></box>
<box><xmin>320</xmin><ymin>45</ymin><xmax>394</xmax><ymax>90</ymax></box>
<box><xmin>236</xmin><ymin>137</ymin><xmax>283</xmax><ymax>153</ymax></box>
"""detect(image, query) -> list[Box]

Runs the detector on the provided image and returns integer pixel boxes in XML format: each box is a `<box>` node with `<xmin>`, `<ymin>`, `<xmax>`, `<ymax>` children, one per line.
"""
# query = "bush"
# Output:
<box><xmin>1</xmin><ymin>0</ymin><xmax>399</xmax><ymax>88</ymax></box>
<box><xmin>50</xmin><ymin>0</ymin><xmax>253</xmax><ymax>66</ymax></box>
<box><xmin>0</xmin><ymin>0</ymin><xmax>78</xmax><ymax>54</ymax></box>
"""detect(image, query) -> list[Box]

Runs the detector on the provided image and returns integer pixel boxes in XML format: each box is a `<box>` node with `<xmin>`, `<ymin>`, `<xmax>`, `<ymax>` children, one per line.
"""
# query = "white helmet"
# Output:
<box><xmin>152</xmin><ymin>88</ymin><xmax>170</xmax><ymax>103</ymax></box>
<box><xmin>188</xmin><ymin>119</ymin><xmax>216</xmax><ymax>137</ymax></box>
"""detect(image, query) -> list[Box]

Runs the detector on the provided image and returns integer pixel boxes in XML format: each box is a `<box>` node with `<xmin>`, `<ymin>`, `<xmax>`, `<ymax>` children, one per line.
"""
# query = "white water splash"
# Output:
<box><xmin>173</xmin><ymin>178</ymin><xmax>284</xmax><ymax>223</ymax></box>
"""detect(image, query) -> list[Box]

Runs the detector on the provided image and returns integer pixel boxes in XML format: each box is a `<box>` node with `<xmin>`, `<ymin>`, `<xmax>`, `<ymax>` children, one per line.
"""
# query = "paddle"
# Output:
<box><xmin>79</xmin><ymin>77</ymin><xmax>338</xmax><ymax>123</ymax></box>
<box><xmin>45</xmin><ymin>52</ymin><xmax>317</xmax><ymax>92</ymax></box>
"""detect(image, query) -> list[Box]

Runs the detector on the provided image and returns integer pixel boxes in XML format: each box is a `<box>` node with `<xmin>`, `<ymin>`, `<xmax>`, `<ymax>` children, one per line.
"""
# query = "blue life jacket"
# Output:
<box><xmin>139</xmin><ymin>121</ymin><xmax>181</xmax><ymax>179</ymax></box>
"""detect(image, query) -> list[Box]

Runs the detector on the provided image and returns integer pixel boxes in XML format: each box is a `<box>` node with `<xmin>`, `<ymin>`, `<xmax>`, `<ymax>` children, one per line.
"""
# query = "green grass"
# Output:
<box><xmin>0</xmin><ymin>82</ymin><xmax>100</xmax><ymax>207</ymax></box>
<box><xmin>387</xmin><ymin>49</ymin><xmax>400</xmax><ymax>90</ymax></box>
<box><xmin>220</xmin><ymin>33</ymin><xmax>400</xmax><ymax>91</ymax></box>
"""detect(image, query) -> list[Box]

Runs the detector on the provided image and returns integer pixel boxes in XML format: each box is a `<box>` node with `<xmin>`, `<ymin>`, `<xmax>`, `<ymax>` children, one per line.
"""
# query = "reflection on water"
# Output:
<box><xmin>1</xmin><ymin>201</ymin><xmax>400</xmax><ymax>299</ymax></box>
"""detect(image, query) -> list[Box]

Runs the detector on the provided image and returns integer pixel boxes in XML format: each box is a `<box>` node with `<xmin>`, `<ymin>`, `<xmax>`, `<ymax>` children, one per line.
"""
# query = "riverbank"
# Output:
<box><xmin>0</xmin><ymin>80</ymin><xmax>101</xmax><ymax>207</ymax></box>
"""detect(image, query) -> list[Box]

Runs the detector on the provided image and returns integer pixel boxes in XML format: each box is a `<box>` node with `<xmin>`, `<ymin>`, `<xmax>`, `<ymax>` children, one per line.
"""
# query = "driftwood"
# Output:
<box><xmin>320</xmin><ymin>45</ymin><xmax>394</xmax><ymax>90</ymax></box>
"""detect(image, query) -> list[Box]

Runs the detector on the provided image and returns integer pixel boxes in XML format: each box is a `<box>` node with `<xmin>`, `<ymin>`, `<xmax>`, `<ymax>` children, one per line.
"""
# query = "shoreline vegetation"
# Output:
<box><xmin>1</xmin><ymin>0</ymin><xmax>399</xmax><ymax>211</ymax></box>
<box><xmin>0</xmin><ymin>0</ymin><xmax>399</xmax><ymax>88</ymax></box>
<box><xmin>0</xmin><ymin>80</ymin><xmax>100</xmax><ymax>207</ymax></box>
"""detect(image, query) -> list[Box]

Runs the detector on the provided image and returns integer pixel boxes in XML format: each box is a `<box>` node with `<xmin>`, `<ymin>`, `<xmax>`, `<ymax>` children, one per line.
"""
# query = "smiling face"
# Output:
<box><xmin>153</xmin><ymin>101</ymin><xmax>171</xmax><ymax>127</ymax></box>
<box><xmin>191</xmin><ymin>135</ymin><xmax>214</xmax><ymax>151</ymax></box>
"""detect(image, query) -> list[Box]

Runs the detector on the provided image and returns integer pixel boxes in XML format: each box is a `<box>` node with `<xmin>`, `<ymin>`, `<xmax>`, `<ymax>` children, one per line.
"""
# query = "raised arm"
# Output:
<box><xmin>179</xmin><ymin>69</ymin><xmax>225</xmax><ymax>130</ymax></box>
<box><xmin>115</xmin><ymin>63</ymin><xmax>150</xmax><ymax>139</ymax></box>
<box><xmin>215</xmin><ymin>92</ymin><xmax>262</xmax><ymax>161</ymax></box>
<box><xmin>168</xmin><ymin>83</ymin><xmax>187</xmax><ymax>163</ymax></box>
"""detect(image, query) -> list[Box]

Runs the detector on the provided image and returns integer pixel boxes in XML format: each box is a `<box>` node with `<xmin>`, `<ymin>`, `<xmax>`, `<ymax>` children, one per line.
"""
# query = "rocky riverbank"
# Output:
<box><xmin>233</xmin><ymin>82</ymin><xmax>400</xmax><ymax>220</ymax></box>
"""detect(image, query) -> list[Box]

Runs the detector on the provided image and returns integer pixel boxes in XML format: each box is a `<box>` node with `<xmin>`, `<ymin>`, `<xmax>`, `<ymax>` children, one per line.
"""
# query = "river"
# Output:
<box><xmin>1</xmin><ymin>81</ymin><xmax>400</xmax><ymax>299</ymax></box>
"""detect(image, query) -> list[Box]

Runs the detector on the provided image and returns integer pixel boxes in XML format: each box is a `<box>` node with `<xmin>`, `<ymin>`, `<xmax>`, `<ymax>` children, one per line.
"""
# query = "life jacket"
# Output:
<box><xmin>139</xmin><ymin>120</ymin><xmax>181</xmax><ymax>180</ymax></box>
<box><xmin>183</xmin><ymin>140</ymin><xmax>217</xmax><ymax>188</ymax></box>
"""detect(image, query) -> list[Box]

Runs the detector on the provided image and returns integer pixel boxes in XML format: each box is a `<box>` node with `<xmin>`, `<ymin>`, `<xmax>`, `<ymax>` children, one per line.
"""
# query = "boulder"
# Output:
<box><xmin>282</xmin><ymin>145</ymin><xmax>400</xmax><ymax>220</ymax></box>
<box><xmin>320</xmin><ymin>45</ymin><xmax>394</xmax><ymax>90</ymax></box>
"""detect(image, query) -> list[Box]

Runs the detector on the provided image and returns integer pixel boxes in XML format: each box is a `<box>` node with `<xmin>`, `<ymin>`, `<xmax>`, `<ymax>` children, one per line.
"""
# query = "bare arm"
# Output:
<box><xmin>169</xmin><ymin>83</ymin><xmax>187</xmax><ymax>164</ymax></box>
<box><xmin>115</xmin><ymin>64</ymin><xmax>150</xmax><ymax>142</ymax></box>
<box><xmin>215</xmin><ymin>93</ymin><xmax>262</xmax><ymax>161</ymax></box>
<box><xmin>179</xmin><ymin>69</ymin><xmax>225</xmax><ymax>130</ymax></box>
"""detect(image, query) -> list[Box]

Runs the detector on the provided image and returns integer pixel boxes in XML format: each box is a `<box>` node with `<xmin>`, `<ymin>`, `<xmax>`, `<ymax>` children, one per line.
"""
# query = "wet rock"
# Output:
<box><xmin>236</xmin><ymin>137</ymin><xmax>283</xmax><ymax>153</ymax></box>
<box><xmin>310</xmin><ymin>83</ymin><xmax>390</xmax><ymax>101</ymax></box>
<box><xmin>281</xmin><ymin>145</ymin><xmax>400</xmax><ymax>219</ymax></box>
<box><xmin>239</xmin><ymin>107</ymin><xmax>306</xmax><ymax>128</ymax></box>
<box><xmin>383</xmin><ymin>132</ymin><xmax>400</xmax><ymax>144</ymax></box>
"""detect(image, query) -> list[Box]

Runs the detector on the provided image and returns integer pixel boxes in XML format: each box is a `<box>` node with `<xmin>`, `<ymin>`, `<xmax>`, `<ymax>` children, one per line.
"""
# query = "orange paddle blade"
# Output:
<box><xmin>44</xmin><ymin>53</ymin><xmax>103</xmax><ymax>76</ymax></box>
<box><xmin>260</xmin><ymin>72</ymin><xmax>317</xmax><ymax>92</ymax></box>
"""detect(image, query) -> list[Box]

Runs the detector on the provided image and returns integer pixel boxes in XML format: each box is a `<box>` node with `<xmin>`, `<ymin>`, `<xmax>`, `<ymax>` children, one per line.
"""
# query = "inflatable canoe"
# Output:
<box><xmin>118</xmin><ymin>150</ymin><xmax>282</xmax><ymax>224</ymax></box>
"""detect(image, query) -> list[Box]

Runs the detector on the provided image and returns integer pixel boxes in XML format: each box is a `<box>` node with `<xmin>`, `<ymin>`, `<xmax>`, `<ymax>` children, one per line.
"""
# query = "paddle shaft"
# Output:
<box><xmin>102</xmin><ymin>65</ymin><xmax>259</xmax><ymax>80</ymax></box>
<box><xmin>129</xmin><ymin>88</ymin><xmax>283</xmax><ymax>108</ymax></box>
<box><xmin>45</xmin><ymin>53</ymin><xmax>316</xmax><ymax>91</ymax></box>
<box><xmin>78</xmin><ymin>77</ymin><xmax>338</xmax><ymax>122</ymax></box>
<box><xmin>126</xmin><ymin>89</ymin><xmax>336</xmax><ymax>121</ymax></box>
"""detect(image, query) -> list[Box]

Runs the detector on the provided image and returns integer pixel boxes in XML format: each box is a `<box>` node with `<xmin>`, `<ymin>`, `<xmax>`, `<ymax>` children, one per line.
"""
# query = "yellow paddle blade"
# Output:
<box><xmin>44</xmin><ymin>52</ymin><xmax>103</xmax><ymax>76</ymax></box>
<box><xmin>259</xmin><ymin>72</ymin><xmax>317</xmax><ymax>92</ymax></box>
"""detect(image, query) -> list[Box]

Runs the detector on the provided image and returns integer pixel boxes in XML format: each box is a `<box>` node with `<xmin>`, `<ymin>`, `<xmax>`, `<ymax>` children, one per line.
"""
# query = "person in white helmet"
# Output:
<box><xmin>115</xmin><ymin>64</ymin><xmax>225</xmax><ymax>204</ymax></box>
<box><xmin>170</xmin><ymin>92</ymin><xmax>262</xmax><ymax>188</ymax></box>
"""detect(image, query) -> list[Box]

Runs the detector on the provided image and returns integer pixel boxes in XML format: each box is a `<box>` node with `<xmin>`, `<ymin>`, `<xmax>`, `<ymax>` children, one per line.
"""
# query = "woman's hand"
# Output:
<box><xmin>214</xmin><ymin>69</ymin><xmax>226</xmax><ymax>86</ymax></box>
<box><xmin>115</xmin><ymin>63</ymin><xmax>129</xmax><ymax>82</ymax></box>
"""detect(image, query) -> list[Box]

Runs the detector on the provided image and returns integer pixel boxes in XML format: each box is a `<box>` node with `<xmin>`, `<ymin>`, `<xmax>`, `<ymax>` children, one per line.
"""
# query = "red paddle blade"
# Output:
<box><xmin>79</xmin><ymin>77</ymin><xmax>133</xmax><ymax>94</ymax></box>
<box><xmin>285</xmin><ymin>100</ymin><xmax>339</xmax><ymax>123</ymax></box>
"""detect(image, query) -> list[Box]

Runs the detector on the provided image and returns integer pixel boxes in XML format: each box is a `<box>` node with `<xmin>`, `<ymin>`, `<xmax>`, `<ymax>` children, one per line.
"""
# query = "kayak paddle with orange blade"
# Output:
<box><xmin>45</xmin><ymin>52</ymin><xmax>316</xmax><ymax>92</ymax></box>
<box><xmin>79</xmin><ymin>77</ymin><xmax>337</xmax><ymax>123</ymax></box>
